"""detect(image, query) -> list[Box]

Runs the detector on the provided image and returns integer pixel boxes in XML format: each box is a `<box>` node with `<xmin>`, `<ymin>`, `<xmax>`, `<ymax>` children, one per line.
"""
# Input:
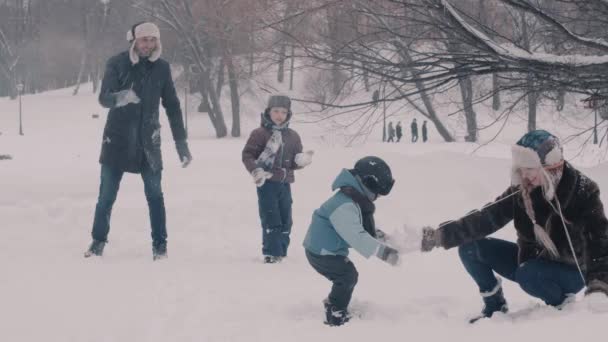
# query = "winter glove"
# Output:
<box><xmin>114</xmin><ymin>89</ymin><xmax>140</xmax><ymax>108</ymax></box>
<box><xmin>375</xmin><ymin>228</ymin><xmax>388</xmax><ymax>242</ymax></box>
<box><xmin>421</xmin><ymin>226</ymin><xmax>441</xmax><ymax>252</ymax></box>
<box><xmin>295</xmin><ymin>150</ymin><xmax>314</xmax><ymax>168</ymax></box>
<box><xmin>252</xmin><ymin>168</ymin><xmax>273</xmax><ymax>187</ymax></box>
<box><xmin>376</xmin><ymin>244</ymin><xmax>400</xmax><ymax>266</ymax></box>
<box><xmin>175</xmin><ymin>140</ymin><xmax>192</xmax><ymax>168</ymax></box>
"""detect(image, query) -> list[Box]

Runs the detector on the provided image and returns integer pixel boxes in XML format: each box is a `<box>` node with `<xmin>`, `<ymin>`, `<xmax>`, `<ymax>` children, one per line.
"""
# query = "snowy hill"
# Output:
<box><xmin>1</xmin><ymin>76</ymin><xmax>608</xmax><ymax>341</ymax></box>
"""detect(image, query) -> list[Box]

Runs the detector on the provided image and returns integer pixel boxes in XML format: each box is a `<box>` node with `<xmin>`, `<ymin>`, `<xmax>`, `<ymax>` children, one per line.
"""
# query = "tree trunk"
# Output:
<box><xmin>527</xmin><ymin>76</ymin><xmax>537</xmax><ymax>132</ymax></box>
<box><xmin>73</xmin><ymin>51</ymin><xmax>87</xmax><ymax>95</ymax></box>
<box><xmin>205</xmin><ymin>71</ymin><xmax>227</xmax><ymax>138</ymax></box>
<box><xmin>277</xmin><ymin>42</ymin><xmax>286</xmax><ymax>83</ymax></box>
<box><xmin>197</xmin><ymin>77</ymin><xmax>211</xmax><ymax>113</ymax></box>
<box><xmin>459</xmin><ymin>76</ymin><xmax>478</xmax><ymax>142</ymax></box>
<box><xmin>197</xmin><ymin>74</ymin><xmax>227</xmax><ymax>138</ymax></box>
<box><xmin>521</xmin><ymin>12</ymin><xmax>536</xmax><ymax>132</ymax></box>
<box><xmin>248</xmin><ymin>23</ymin><xmax>254</xmax><ymax>77</ymax></box>
<box><xmin>331</xmin><ymin>62</ymin><xmax>342</xmax><ymax>96</ymax></box>
<box><xmin>216</xmin><ymin>57</ymin><xmax>225</xmax><ymax>98</ymax></box>
<box><xmin>556</xmin><ymin>88</ymin><xmax>565</xmax><ymax>111</ymax></box>
<box><xmin>395</xmin><ymin>41</ymin><xmax>454</xmax><ymax>142</ymax></box>
<box><xmin>362</xmin><ymin>62</ymin><xmax>369</xmax><ymax>92</ymax></box>
<box><xmin>73</xmin><ymin>2</ymin><xmax>89</xmax><ymax>96</ymax></box>
<box><xmin>289</xmin><ymin>44</ymin><xmax>295</xmax><ymax>91</ymax></box>
<box><xmin>419</xmin><ymin>88</ymin><xmax>454</xmax><ymax>142</ymax></box>
<box><xmin>91</xmin><ymin>60</ymin><xmax>100</xmax><ymax>93</ymax></box>
<box><xmin>476</xmin><ymin>0</ymin><xmax>501</xmax><ymax>112</ymax></box>
<box><xmin>492</xmin><ymin>74</ymin><xmax>501</xmax><ymax>110</ymax></box>
<box><xmin>226</xmin><ymin>54</ymin><xmax>240</xmax><ymax>137</ymax></box>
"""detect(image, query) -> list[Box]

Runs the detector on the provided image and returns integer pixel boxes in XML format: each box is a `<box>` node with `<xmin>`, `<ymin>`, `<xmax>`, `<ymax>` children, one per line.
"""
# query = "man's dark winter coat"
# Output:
<box><xmin>98</xmin><ymin>51</ymin><xmax>186</xmax><ymax>173</ymax></box>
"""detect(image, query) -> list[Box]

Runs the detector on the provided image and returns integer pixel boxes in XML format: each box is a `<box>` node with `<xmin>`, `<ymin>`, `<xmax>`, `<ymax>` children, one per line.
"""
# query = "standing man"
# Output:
<box><xmin>85</xmin><ymin>22</ymin><xmax>192</xmax><ymax>260</ymax></box>
<box><xmin>395</xmin><ymin>121</ymin><xmax>403</xmax><ymax>142</ymax></box>
<box><xmin>411</xmin><ymin>118</ymin><xmax>419</xmax><ymax>143</ymax></box>
<box><xmin>422</xmin><ymin>120</ymin><xmax>428</xmax><ymax>143</ymax></box>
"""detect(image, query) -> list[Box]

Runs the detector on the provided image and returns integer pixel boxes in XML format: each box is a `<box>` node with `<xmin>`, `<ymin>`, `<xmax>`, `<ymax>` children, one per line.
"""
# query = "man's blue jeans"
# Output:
<box><xmin>458</xmin><ymin>238</ymin><xmax>585</xmax><ymax>306</ymax></box>
<box><xmin>91</xmin><ymin>164</ymin><xmax>166</xmax><ymax>244</ymax></box>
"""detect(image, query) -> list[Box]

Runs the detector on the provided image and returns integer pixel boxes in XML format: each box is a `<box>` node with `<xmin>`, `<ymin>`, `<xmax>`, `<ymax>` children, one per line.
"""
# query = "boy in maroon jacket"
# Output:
<box><xmin>242</xmin><ymin>95</ymin><xmax>313</xmax><ymax>263</ymax></box>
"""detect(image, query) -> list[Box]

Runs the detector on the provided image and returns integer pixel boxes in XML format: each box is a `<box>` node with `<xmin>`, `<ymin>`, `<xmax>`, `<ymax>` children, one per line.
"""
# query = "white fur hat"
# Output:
<box><xmin>127</xmin><ymin>22</ymin><xmax>162</xmax><ymax>65</ymax></box>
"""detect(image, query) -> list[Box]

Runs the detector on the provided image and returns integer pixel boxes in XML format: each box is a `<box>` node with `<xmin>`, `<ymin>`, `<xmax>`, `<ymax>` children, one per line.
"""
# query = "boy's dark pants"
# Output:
<box><xmin>306</xmin><ymin>250</ymin><xmax>359</xmax><ymax>310</ymax></box>
<box><xmin>257</xmin><ymin>181</ymin><xmax>293</xmax><ymax>257</ymax></box>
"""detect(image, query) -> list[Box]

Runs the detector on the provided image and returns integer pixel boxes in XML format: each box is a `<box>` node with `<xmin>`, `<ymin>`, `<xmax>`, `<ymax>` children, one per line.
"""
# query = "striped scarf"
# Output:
<box><xmin>255</xmin><ymin>123</ymin><xmax>287</xmax><ymax>171</ymax></box>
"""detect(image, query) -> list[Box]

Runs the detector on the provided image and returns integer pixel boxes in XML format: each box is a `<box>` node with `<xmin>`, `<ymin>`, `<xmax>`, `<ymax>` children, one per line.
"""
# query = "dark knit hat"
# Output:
<box><xmin>267</xmin><ymin>95</ymin><xmax>291</xmax><ymax>110</ymax></box>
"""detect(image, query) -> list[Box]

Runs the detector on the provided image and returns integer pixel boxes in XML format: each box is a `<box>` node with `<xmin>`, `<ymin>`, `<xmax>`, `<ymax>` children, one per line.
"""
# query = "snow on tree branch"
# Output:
<box><xmin>439</xmin><ymin>0</ymin><xmax>608</xmax><ymax>68</ymax></box>
<box><xmin>501</xmin><ymin>0</ymin><xmax>608</xmax><ymax>52</ymax></box>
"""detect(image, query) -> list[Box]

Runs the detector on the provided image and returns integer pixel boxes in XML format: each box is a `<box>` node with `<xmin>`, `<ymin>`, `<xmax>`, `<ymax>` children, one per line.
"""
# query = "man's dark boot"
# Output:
<box><xmin>84</xmin><ymin>240</ymin><xmax>106</xmax><ymax>258</ymax></box>
<box><xmin>469</xmin><ymin>282</ymin><xmax>508</xmax><ymax>324</ymax></box>
<box><xmin>153</xmin><ymin>241</ymin><xmax>167</xmax><ymax>261</ymax></box>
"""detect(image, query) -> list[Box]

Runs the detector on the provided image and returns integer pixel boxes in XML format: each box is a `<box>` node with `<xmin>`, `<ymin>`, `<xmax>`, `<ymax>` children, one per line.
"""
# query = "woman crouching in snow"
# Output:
<box><xmin>420</xmin><ymin>130</ymin><xmax>608</xmax><ymax>323</ymax></box>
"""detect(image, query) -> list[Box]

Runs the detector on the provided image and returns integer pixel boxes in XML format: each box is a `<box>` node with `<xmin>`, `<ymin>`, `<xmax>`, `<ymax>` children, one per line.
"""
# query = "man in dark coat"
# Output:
<box><xmin>420</xmin><ymin>130</ymin><xmax>608</xmax><ymax>322</ymax></box>
<box><xmin>85</xmin><ymin>22</ymin><xmax>192</xmax><ymax>260</ymax></box>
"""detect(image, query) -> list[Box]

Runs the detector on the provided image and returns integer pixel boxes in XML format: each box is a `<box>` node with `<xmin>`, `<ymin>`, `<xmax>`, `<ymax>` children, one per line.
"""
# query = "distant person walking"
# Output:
<box><xmin>387</xmin><ymin>122</ymin><xmax>395</xmax><ymax>143</ymax></box>
<box><xmin>422</xmin><ymin>120</ymin><xmax>428</xmax><ymax>143</ymax></box>
<box><xmin>411</xmin><ymin>118</ymin><xmax>419</xmax><ymax>143</ymax></box>
<box><xmin>395</xmin><ymin>122</ymin><xmax>403</xmax><ymax>142</ymax></box>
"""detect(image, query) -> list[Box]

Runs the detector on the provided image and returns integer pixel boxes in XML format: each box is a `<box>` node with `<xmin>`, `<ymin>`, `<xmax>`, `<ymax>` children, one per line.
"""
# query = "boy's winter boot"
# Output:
<box><xmin>469</xmin><ymin>282</ymin><xmax>508</xmax><ymax>324</ymax></box>
<box><xmin>264</xmin><ymin>255</ymin><xmax>281</xmax><ymax>264</ymax></box>
<box><xmin>84</xmin><ymin>240</ymin><xmax>106</xmax><ymax>258</ymax></box>
<box><xmin>323</xmin><ymin>299</ymin><xmax>350</xmax><ymax>326</ymax></box>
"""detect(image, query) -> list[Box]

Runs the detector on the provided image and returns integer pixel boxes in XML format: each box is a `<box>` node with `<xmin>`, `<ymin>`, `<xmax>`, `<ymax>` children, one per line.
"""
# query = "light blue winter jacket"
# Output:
<box><xmin>302</xmin><ymin>169</ymin><xmax>383</xmax><ymax>258</ymax></box>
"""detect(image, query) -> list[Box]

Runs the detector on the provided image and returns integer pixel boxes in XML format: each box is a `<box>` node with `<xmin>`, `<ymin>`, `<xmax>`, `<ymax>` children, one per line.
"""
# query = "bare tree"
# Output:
<box><xmin>134</xmin><ymin>0</ymin><xmax>229</xmax><ymax>138</ymax></box>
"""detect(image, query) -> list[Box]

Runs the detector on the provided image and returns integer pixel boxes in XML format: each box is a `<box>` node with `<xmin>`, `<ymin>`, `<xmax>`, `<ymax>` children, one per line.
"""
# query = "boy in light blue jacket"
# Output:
<box><xmin>303</xmin><ymin>156</ymin><xmax>400</xmax><ymax>326</ymax></box>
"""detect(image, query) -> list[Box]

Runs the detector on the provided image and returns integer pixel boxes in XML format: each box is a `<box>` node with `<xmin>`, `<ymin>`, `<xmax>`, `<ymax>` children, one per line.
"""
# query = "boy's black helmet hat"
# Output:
<box><xmin>351</xmin><ymin>156</ymin><xmax>395</xmax><ymax>196</ymax></box>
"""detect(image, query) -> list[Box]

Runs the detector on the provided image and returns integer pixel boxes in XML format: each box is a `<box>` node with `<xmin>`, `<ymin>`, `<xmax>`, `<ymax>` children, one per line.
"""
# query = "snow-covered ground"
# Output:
<box><xmin>1</xmin><ymin>84</ymin><xmax>607</xmax><ymax>342</ymax></box>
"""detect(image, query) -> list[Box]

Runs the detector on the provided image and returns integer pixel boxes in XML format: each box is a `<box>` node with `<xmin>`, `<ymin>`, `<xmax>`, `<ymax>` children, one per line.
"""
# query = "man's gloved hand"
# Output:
<box><xmin>377</xmin><ymin>245</ymin><xmax>400</xmax><ymax>266</ymax></box>
<box><xmin>175</xmin><ymin>140</ymin><xmax>192</xmax><ymax>168</ymax></box>
<box><xmin>421</xmin><ymin>226</ymin><xmax>440</xmax><ymax>252</ymax></box>
<box><xmin>114</xmin><ymin>89</ymin><xmax>140</xmax><ymax>108</ymax></box>
<box><xmin>295</xmin><ymin>150</ymin><xmax>314</xmax><ymax>168</ymax></box>
<box><xmin>252</xmin><ymin>168</ymin><xmax>272</xmax><ymax>187</ymax></box>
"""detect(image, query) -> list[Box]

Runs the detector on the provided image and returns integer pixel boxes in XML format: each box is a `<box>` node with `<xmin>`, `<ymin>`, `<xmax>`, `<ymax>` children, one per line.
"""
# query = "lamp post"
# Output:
<box><xmin>16</xmin><ymin>83</ymin><xmax>24</xmax><ymax>136</ymax></box>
